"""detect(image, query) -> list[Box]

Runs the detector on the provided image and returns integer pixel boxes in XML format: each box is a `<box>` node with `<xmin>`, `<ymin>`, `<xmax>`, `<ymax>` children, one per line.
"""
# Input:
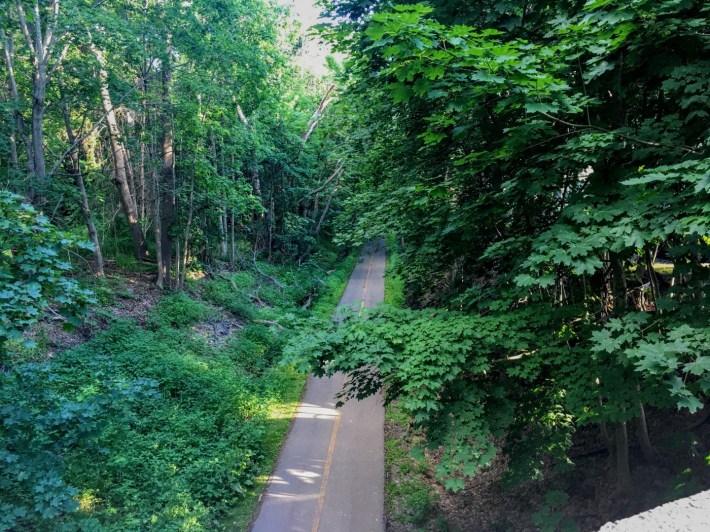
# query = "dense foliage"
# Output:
<box><xmin>0</xmin><ymin>191</ymin><xmax>94</xmax><ymax>357</ymax></box>
<box><xmin>1</xmin><ymin>0</ymin><xmax>346</xmax><ymax>285</ymax></box>
<box><xmin>0</xmin><ymin>1</ymin><xmax>355</xmax><ymax>526</ymax></box>
<box><xmin>3</xmin><ymin>0</ymin><xmax>710</xmax><ymax>526</ymax></box>
<box><xmin>1</xmin><ymin>241</ymin><xmax>354</xmax><ymax>528</ymax></box>
<box><xmin>289</xmin><ymin>0</ymin><xmax>710</xmax><ymax>492</ymax></box>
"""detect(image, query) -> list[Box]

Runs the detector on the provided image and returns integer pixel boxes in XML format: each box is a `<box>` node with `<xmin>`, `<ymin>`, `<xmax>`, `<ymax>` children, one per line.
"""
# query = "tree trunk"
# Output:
<box><xmin>314</xmin><ymin>185</ymin><xmax>339</xmax><ymax>236</ymax></box>
<box><xmin>90</xmin><ymin>43</ymin><xmax>149</xmax><ymax>261</ymax></box>
<box><xmin>610</xmin><ymin>255</ymin><xmax>633</xmax><ymax>489</ymax></box>
<box><xmin>268</xmin><ymin>186</ymin><xmax>275</xmax><ymax>259</ymax></box>
<box><xmin>61</xmin><ymin>97</ymin><xmax>105</xmax><ymax>277</ymax></box>
<box><xmin>230</xmin><ymin>209</ymin><xmax>235</xmax><ymax>266</ymax></box>
<box><xmin>31</xmin><ymin>63</ymin><xmax>47</xmax><ymax>187</ymax></box>
<box><xmin>125</xmin><ymin>147</ymin><xmax>139</xmax><ymax>213</ymax></box>
<box><xmin>177</xmin><ymin>173</ymin><xmax>195</xmax><ymax>291</ymax></box>
<box><xmin>636</xmin><ymin>400</ymin><xmax>656</xmax><ymax>462</ymax></box>
<box><xmin>600</xmin><ymin>421</ymin><xmax>614</xmax><ymax>460</ymax></box>
<box><xmin>220</xmin><ymin>210</ymin><xmax>228</xmax><ymax>258</ymax></box>
<box><xmin>153</xmin><ymin>166</ymin><xmax>165</xmax><ymax>289</ymax></box>
<box><xmin>158</xmin><ymin>41</ymin><xmax>175</xmax><ymax>287</ymax></box>
<box><xmin>139</xmin><ymin>141</ymin><xmax>146</xmax><ymax>221</ymax></box>
<box><xmin>8</xmin><ymin>129</ymin><xmax>19</xmax><ymax>169</ymax></box>
<box><xmin>614</xmin><ymin>422</ymin><xmax>632</xmax><ymax>491</ymax></box>
<box><xmin>13</xmin><ymin>1</ymin><xmax>68</xmax><ymax>200</ymax></box>
<box><xmin>235</xmin><ymin>102</ymin><xmax>264</xmax><ymax>216</ymax></box>
<box><xmin>302</xmin><ymin>84</ymin><xmax>335</xmax><ymax>143</ymax></box>
<box><xmin>1</xmin><ymin>29</ymin><xmax>34</xmax><ymax>177</ymax></box>
<box><xmin>610</xmin><ymin>253</ymin><xmax>628</xmax><ymax>314</ymax></box>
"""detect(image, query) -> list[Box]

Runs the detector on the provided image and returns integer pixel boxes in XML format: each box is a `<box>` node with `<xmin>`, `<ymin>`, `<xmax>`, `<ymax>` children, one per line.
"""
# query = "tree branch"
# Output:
<box><xmin>304</xmin><ymin>161</ymin><xmax>343</xmax><ymax>198</ymax></box>
<box><xmin>302</xmin><ymin>84</ymin><xmax>335</xmax><ymax>143</ymax></box>
<box><xmin>538</xmin><ymin>111</ymin><xmax>701</xmax><ymax>154</ymax></box>
<box><xmin>15</xmin><ymin>3</ymin><xmax>37</xmax><ymax>59</ymax></box>
<box><xmin>48</xmin><ymin>63</ymin><xmax>159</xmax><ymax>177</ymax></box>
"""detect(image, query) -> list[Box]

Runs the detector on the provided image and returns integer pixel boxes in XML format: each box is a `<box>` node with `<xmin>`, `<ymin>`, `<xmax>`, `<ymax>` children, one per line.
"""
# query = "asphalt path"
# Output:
<box><xmin>251</xmin><ymin>241</ymin><xmax>386</xmax><ymax>532</ymax></box>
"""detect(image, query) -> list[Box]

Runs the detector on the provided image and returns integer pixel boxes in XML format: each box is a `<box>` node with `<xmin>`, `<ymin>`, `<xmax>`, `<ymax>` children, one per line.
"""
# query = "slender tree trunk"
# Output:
<box><xmin>30</xmin><ymin>64</ymin><xmax>47</xmax><ymax>187</ymax></box>
<box><xmin>153</xmin><ymin>165</ymin><xmax>165</xmax><ymax>289</ymax></box>
<box><xmin>302</xmin><ymin>84</ymin><xmax>335</xmax><ymax>143</ymax></box>
<box><xmin>125</xmin><ymin>147</ymin><xmax>139</xmax><ymax>213</ymax></box>
<box><xmin>177</xmin><ymin>173</ymin><xmax>195</xmax><ymax>290</ymax></box>
<box><xmin>314</xmin><ymin>185</ymin><xmax>339</xmax><ymax>236</ymax></box>
<box><xmin>158</xmin><ymin>41</ymin><xmax>175</xmax><ymax>287</ymax></box>
<box><xmin>268</xmin><ymin>186</ymin><xmax>274</xmax><ymax>259</ymax></box>
<box><xmin>174</xmin><ymin>239</ymin><xmax>180</xmax><ymax>289</ymax></box>
<box><xmin>615</xmin><ymin>422</ymin><xmax>632</xmax><ymax>491</ymax></box>
<box><xmin>220</xmin><ymin>210</ymin><xmax>228</xmax><ymax>258</ymax></box>
<box><xmin>91</xmin><ymin>43</ymin><xmax>149</xmax><ymax>261</ymax></box>
<box><xmin>14</xmin><ymin>1</ymin><xmax>69</xmax><ymax>200</ymax></box>
<box><xmin>644</xmin><ymin>247</ymin><xmax>661</xmax><ymax>312</ymax></box>
<box><xmin>610</xmin><ymin>253</ymin><xmax>628</xmax><ymax>314</ymax></box>
<box><xmin>61</xmin><ymin>98</ymin><xmax>105</xmax><ymax>277</ymax></box>
<box><xmin>230</xmin><ymin>209</ymin><xmax>235</xmax><ymax>266</ymax></box>
<box><xmin>600</xmin><ymin>421</ymin><xmax>614</xmax><ymax>460</ymax></box>
<box><xmin>139</xmin><ymin>141</ymin><xmax>146</xmax><ymax>221</ymax></box>
<box><xmin>1</xmin><ymin>29</ymin><xmax>34</xmax><ymax>177</ymax></box>
<box><xmin>8</xmin><ymin>129</ymin><xmax>18</xmax><ymax>169</ymax></box>
<box><xmin>636</xmin><ymin>400</ymin><xmax>656</xmax><ymax>462</ymax></box>
<box><xmin>235</xmin><ymin>102</ymin><xmax>264</xmax><ymax>217</ymax></box>
<box><xmin>610</xmin><ymin>254</ymin><xmax>633</xmax><ymax>489</ymax></box>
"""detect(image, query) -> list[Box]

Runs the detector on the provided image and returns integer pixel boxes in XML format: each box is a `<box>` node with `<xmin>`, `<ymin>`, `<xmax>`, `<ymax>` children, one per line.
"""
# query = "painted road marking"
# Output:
<box><xmin>311</xmin><ymin>249</ymin><xmax>374</xmax><ymax>532</ymax></box>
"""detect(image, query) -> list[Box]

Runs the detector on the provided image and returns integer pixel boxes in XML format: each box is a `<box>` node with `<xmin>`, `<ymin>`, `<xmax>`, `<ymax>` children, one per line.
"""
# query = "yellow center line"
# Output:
<box><xmin>359</xmin><ymin>251</ymin><xmax>374</xmax><ymax>314</ymax></box>
<box><xmin>311</xmin><ymin>406</ymin><xmax>341</xmax><ymax>532</ymax></box>
<box><xmin>311</xmin><ymin>249</ymin><xmax>375</xmax><ymax>532</ymax></box>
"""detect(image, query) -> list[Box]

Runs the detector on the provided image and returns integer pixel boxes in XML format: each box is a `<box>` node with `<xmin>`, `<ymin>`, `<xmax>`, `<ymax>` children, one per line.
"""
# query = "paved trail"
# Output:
<box><xmin>251</xmin><ymin>241</ymin><xmax>386</xmax><ymax>532</ymax></box>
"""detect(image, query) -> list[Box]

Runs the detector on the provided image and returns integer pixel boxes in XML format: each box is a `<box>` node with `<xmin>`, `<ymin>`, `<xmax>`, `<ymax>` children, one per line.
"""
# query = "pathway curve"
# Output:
<box><xmin>251</xmin><ymin>241</ymin><xmax>386</xmax><ymax>532</ymax></box>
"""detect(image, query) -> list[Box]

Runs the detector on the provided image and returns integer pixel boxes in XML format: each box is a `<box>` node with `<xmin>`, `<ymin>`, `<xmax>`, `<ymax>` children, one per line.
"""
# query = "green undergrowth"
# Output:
<box><xmin>385</xmin><ymin>403</ymin><xmax>444</xmax><ymax>529</ymax></box>
<box><xmin>0</xmin><ymin>244</ymin><xmax>357</xmax><ymax>531</ymax></box>
<box><xmin>311</xmin><ymin>252</ymin><xmax>358</xmax><ymax>319</ymax></box>
<box><xmin>383</xmin><ymin>236</ymin><xmax>447</xmax><ymax>530</ymax></box>
<box><xmin>384</xmin><ymin>234</ymin><xmax>405</xmax><ymax>308</ymax></box>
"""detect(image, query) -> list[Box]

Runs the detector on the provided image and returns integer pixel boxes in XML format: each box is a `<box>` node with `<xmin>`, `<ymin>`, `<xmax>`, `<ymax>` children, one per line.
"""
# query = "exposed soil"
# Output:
<box><xmin>105</xmin><ymin>270</ymin><xmax>163</xmax><ymax>325</ymax></box>
<box><xmin>386</xmin><ymin>407</ymin><xmax>710</xmax><ymax>531</ymax></box>
<box><xmin>25</xmin><ymin>268</ymin><xmax>163</xmax><ymax>359</ymax></box>
<box><xmin>192</xmin><ymin>315</ymin><xmax>244</xmax><ymax>346</ymax></box>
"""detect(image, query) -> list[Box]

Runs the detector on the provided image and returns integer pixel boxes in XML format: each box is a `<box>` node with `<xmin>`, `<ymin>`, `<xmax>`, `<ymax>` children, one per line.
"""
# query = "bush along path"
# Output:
<box><xmin>0</xmin><ymin>239</ymin><xmax>356</xmax><ymax>531</ymax></box>
<box><xmin>253</xmin><ymin>240</ymin><xmax>387</xmax><ymax>532</ymax></box>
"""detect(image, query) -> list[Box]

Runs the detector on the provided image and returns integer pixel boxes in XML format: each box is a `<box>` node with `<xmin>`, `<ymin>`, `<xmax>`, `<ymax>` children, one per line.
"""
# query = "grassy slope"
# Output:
<box><xmin>0</xmin><ymin>245</ymin><xmax>357</xmax><ymax>531</ymax></box>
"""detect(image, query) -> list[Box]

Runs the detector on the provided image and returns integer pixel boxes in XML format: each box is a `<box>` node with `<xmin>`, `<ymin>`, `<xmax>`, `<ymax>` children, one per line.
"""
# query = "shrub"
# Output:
<box><xmin>147</xmin><ymin>293</ymin><xmax>215</xmax><ymax>329</ymax></box>
<box><xmin>0</xmin><ymin>191</ymin><xmax>95</xmax><ymax>359</ymax></box>
<box><xmin>0</xmin><ymin>320</ymin><xmax>271</xmax><ymax>529</ymax></box>
<box><xmin>203</xmin><ymin>280</ymin><xmax>256</xmax><ymax>321</ymax></box>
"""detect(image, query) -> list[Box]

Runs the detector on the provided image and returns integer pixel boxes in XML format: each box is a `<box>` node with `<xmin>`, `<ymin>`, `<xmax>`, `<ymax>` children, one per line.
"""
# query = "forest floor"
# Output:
<box><xmin>5</xmin><ymin>245</ymin><xmax>358</xmax><ymax>530</ymax></box>
<box><xmin>384</xmin><ymin>402</ymin><xmax>710</xmax><ymax>531</ymax></box>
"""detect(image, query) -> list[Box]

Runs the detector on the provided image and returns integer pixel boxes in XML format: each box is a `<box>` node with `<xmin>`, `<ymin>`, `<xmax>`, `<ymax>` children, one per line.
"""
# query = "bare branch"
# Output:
<box><xmin>48</xmin><ymin>66</ymin><xmax>160</xmax><ymax>177</ymax></box>
<box><xmin>305</xmin><ymin>161</ymin><xmax>343</xmax><ymax>198</ymax></box>
<box><xmin>15</xmin><ymin>3</ymin><xmax>37</xmax><ymax>59</ymax></box>
<box><xmin>236</xmin><ymin>104</ymin><xmax>249</xmax><ymax>127</ymax></box>
<box><xmin>42</xmin><ymin>0</ymin><xmax>60</xmax><ymax>60</ymax></box>
<box><xmin>302</xmin><ymin>84</ymin><xmax>335</xmax><ymax>143</ymax></box>
<box><xmin>47</xmin><ymin>40</ymin><xmax>70</xmax><ymax>78</ymax></box>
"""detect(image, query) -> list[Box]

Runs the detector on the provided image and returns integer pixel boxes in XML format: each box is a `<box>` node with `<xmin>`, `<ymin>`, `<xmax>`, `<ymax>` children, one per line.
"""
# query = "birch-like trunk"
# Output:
<box><xmin>90</xmin><ymin>42</ymin><xmax>149</xmax><ymax>261</ymax></box>
<box><xmin>158</xmin><ymin>49</ymin><xmax>175</xmax><ymax>287</ymax></box>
